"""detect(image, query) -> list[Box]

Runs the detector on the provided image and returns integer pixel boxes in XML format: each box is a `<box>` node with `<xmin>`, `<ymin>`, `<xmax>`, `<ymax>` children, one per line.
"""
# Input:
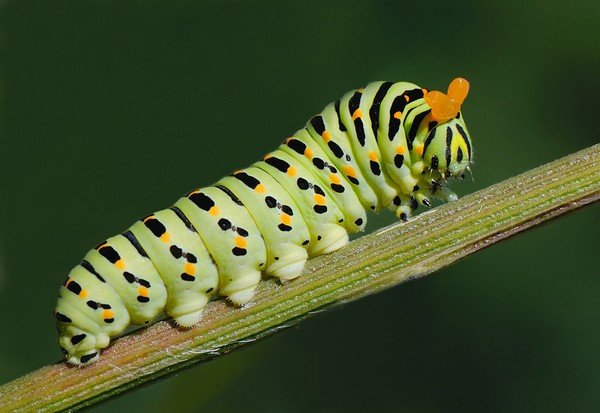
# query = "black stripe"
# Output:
<box><xmin>216</xmin><ymin>184</ymin><xmax>244</xmax><ymax>206</ymax></box>
<box><xmin>445</xmin><ymin>127</ymin><xmax>453</xmax><ymax>168</ymax></box>
<box><xmin>286</xmin><ymin>138</ymin><xmax>306</xmax><ymax>155</ymax></box>
<box><xmin>422</xmin><ymin>129</ymin><xmax>436</xmax><ymax>155</ymax></box>
<box><xmin>80</xmin><ymin>260</ymin><xmax>106</xmax><ymax>282</ymax></box>
<box><xmin>144</xmin><ymin>217</ymin><xmax>167</xmax><ymax>237</ymax></box>
<box><xmin>407</xmin><ymin>110</ymin><xmax>430</xmax><ymax>149</ymax></box>
<box><xmin>98</xmin><ymin>245</ymin><xmax>120</xmax><ymax>264</ymax></box>
<box><xmin>122</xmin><ymin>230</ymin><xmax>149</xmax><ymax>257</ymax></box>
<box><xmin>310</xmin><ymin>116</ymin><xmax>326</xmax><ymax>135</ymax></box>
<box><xmin>334</xmin><ymin>99</ymin><xmax>347</xmax><ymax>131</ymax></box>
<box><xmin>388</xmin><ymin>95</ymin><xmax>404</xmax><ymax>141</ymax></box>
<box><xmin>170</xmin><ymin>206</ymin><xmax>198</xmax><ymax>232</ymax></box>
<box><xmin>369</xmin><ymin>82</ymin><xmax>393</xmax><ymax>137</ymax></box>
<box><xmin>455</xmin><ymin>123</ymin><xmax>471</xmax><ymax>160</ymax></box>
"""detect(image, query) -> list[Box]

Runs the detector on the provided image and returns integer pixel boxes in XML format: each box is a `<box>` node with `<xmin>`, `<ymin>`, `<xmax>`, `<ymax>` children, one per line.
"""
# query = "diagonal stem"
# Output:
<box><xmin>0</xmin><ymin>144</ymin><xmax>598</xmax><ymax>412</ymax></box>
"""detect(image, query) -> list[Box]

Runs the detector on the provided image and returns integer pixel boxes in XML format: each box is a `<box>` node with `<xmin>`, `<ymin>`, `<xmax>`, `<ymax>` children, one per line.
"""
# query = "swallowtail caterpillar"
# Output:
<box><xmin>55</xmin><ymin>77</ymin><xmax>473</xmax><ymax>365</ymax></box>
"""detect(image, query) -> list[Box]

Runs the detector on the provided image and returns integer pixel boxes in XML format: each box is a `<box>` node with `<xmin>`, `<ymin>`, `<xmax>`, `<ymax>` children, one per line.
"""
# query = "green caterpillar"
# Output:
<box><xmin>55</xmin><ymin>77</ymin><xmax>473</xmax><ymax>365</ymax></box>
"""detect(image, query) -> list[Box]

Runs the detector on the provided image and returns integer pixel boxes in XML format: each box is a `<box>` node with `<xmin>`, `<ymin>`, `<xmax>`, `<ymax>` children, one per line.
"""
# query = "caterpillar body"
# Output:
<box><xmin>55</xmin><ymin>77</ymin><xmax>473</xmax><ymax>365</ymax></box>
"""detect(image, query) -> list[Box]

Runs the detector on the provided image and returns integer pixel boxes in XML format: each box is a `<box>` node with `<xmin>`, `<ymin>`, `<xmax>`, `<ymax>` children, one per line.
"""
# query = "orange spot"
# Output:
<box><xmin>255</xmin><ymin>184</ymin><xmax>266</xmax><ymax>194</ymax></box>
<box><xmin>404</xmin><ymin>95</ymin><xmax>410</xmax><ymax>102</ymax></box>
<box><xmin>235</xmin><ymin>236</ymin><xmax>247</xmax><ymax>248</ymax></box>
<box><xmin>102</xmin><ymin>309</ymin><xmax>114</xmax><ymax>319</ymax></box>
<box><xmin>395</xmin><ymin>146</ymin><xmax>405</xmax><ymax>155</ymax></box>
<box><xmin>329</xmin><ymin>173</ymin><xmax>341</xmax><ymax>184</ymax></box>
<box><xmin>313</xmin><ymin>194</ymin><xmax>326</xmax><ymax>205</ymax></box>
<box><xmin>422</xmin><ymin>88</ymin><xmax>428</xmax><ymax>94</ymax></box>
<box><xmin>184</xmin><ymin>262</ymin><xmax>196</xmax><ymax>275</ymax></box>
<box><xmin>304</xmin><ymin>148</ymin><xmax>314</xmax><ymax>158</ymax></box>
<box><xmin>208</xmin><ymin>205</ymin><xmax>220</xmax><ymax>216</ymax></box>
<box><xmin>79</xmin><ymin>289</ymin><xmax>88</xmax><ymax>299</ymax></box>
<box><xmin>368</xmin><ymin>151</ymin><xmax>378</xmax><ymax>161</ymax></box>
<box><xmin>343</xmin><ymin>165</ymin><xmax>357</xmax><ymax>177</ymax></box>
<box><xmin>287</xmin><ymin>166</ymin><xmax>297</xmax><ymax>176</ymax></box>
<box><xmin>393</xmin><ymin>111</ymin><xmax>402</xmax><ymax>119</ymax></box>
<box><xmin>115</xmin><ymin>259</ymin><xmax>125</xmax><ymax>270</ymax></box>
<box><xmin>352</xmin><ymin>109</ymin><xmax>363</xmax><ymax>120</ymax></box>
<box><xmin>415</xmin><ymin>144</ymin><xmax>424</xmax><ymax>156</ymax></box>
<box><xmin>280</xmin><ymin>213</ymin><xmax>292</xmax><ymax>226</ymax></box>
<box><xmin>138</xmin><ymin>286</ymin><xmax>149</xmax><ymax>297</ymax></box>
<box><xmin>322</xmin><ymin>131</ymin><xmax>332</xmax><ymax>142</ymax></box>
<box><xmin>160</xmin><ymin>233</ymin><xmax>171</xmax><ymax>243</ymax></box>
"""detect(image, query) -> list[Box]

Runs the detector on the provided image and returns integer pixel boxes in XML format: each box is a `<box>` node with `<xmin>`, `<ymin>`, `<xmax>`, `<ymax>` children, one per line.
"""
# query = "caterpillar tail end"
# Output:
<box><xmin>59</xmin><ymin>327</ymin><xmax>110</xmax><ymax>366</ymax></box>
<box><xmin>228</xmin><ymin>286</ymin><xmax>258</xmax><ymax>306</ymax></box>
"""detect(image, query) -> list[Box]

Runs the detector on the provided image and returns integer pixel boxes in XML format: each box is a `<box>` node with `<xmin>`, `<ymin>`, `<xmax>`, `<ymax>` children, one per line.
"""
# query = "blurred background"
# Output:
<box><xmin>0</xmin><ymin>0</ymin><xmax>598</xmax><ymax>411</ymax></box>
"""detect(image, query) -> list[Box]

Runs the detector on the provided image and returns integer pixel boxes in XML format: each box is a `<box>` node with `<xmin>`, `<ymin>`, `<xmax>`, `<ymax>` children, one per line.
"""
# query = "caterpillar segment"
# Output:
<box><xmin>55</xmin><ymin>77</ymin><xmax>473</xmax><ymax>365</ymax></box>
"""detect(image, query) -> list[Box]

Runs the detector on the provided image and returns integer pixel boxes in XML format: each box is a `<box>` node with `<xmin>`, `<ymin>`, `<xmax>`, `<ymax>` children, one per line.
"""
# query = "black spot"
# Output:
<box><xmin>331</xmin><ymin>183</ymin><xmax>345</xmax><ymax>193</ymax></box>
<box><xmin>317</xmin><ymin>236</ymin><xmax>322</xmax><ymax>241</ymax></box>
<box><xmin>71</xmin><ymin>334</ymin><xmax>86</xmax><ymax>345</ymax></box>
<box><xmin>170</xmin><ymin>245</ymin><xmax>183</xmax><ymax>259</ymax></box>
<box><xmin>265</xmin><ymin>196</ymin><xmax>277</xmax><ymax>208</ymax></box>
<box><xmin>345</xmin><ymin>154</ymin><xmax>351</xmax><ymax>162</ymax></box>
<box><xmin>413</xmin><ymin>185</ymin><xmax>420</xmax><ymax>192</ymax></box>
<box><xmin>312</xmin><ymin>157</ymin><xmax>325</xmax><ymax>169</ymax></box>
<box><xmin>281</xmin><ymin>205</ymin><xmax>293</xmax><ymax>215</ymax></box>
<box><xmin>328</xmin><ymin>141</ymin><xmax>344</xmax><ymax>158</ymax></box>
<box><xmin>206</xmin><ymin>287</ymin><xmax>214</xmax><ymax>294</ymax></box>
<box><xmin>286</xmin><ymin>138</ymin><xmax>306</xmax><ymax>154</ymax></box>
<box><xmin>400</xmin><ymin>213</ymin><xmax>408</xmax><ymax>222</ymax></box>
<box><xmin>236</xmin><ymin>227</ymin><xmax>249</xmax><ymax>237</ymax></box>
<box><xmin>313</xmin><ymin>185</ymin><xmax>325</xmax><ymax>196</ymax></box>
<box><xmin>186</xmin><ymin>253</ymin><xmax>197</xmax><ymax>263</ymax></box>
<box><xmin>104</xmin><ymin>318</ymin><xmax>114</xmax><ymax>324</ymax></box>
<box><xmin>394</xmin><ymin>154</ymin><xmax>404</xmax><ymax>168</ymax></box>
<box><xmin>278</xmin><ymin>224</ymin><xmax>292</xmax><ymax>232</ymax></box>
<box><xmin>232</xmin><ymin>247</ymin><xmax>247</xmax><ymax>256</ymax></box>
<box><xmin>233</xmin><ymin>172</ymin><xmax>261</xmax><ymax>190</ymax></box>
<box><xmin>457</xmin><ymin>147</ymin><xmax>464</xmax><ymax>163</ymax></box>
<box><xmin>264</xmin><ymin>156</ymin><xmax>291</xmax><ymax>173</ymax></box>
<box><xmin>98</xmin><ymin>245</ymin><xmax>120</xmax><ymax>264</ymax></box>
<box><xmin>302</xmin><ymin>240</ymin><xmax>310</xmax><ymax>246</ymax></box>
<box><xmin>410</xmin><ymin>197</ymin><xmax>418</xmax><ymax>210</ymax></box>
<box><xmin>86</xmin><ymin>300</ymin><xmax>98</xmax><ymax>310</ymax></box>
<box><xmin>55</xmin><ymin>312</ymin><xmax>71</xmax><ymax>323</ymax></box>
<box><xmin>355</xmin><ymin>218</ymin><xmax>364</xmax><ymax>226</ymax></box>
<box><xmin>393</xmin><ymin>196</ymin><xmax>401</xmax><ymax>206</ymax></box>
<box><xmin>80</xmin><ymin>352</ymin><xmax>98</xmax><ymax>364</ymax></box>
<box><xmin>348</xmin><ymin>175</ymin><xmax>359</xmax><ymax>185</ymax></box>
<box><xmin>137</xmin><ymin>296</ymin><xmax>150</xmax><ymax>303</ymax></box>
<box><xmin>144</xmin><ymin>218</ymin><xmax>167</xmax><ymax>238</ymax></box>
<box><xmin>66</xmin><ymin>280</ymin><xmax>82</xmax><ymax>295</ymax></box>
<box><xmin>370</xmin><ymin>161</ymin><xmax>381</xmax><ymax>175</ymax></box>
<box><xmin>218</xmin><ymin>218</ymin><xmax>232</xmax><ymax>230</ymax></box>
<box><xmin>100</xmin><ymin>303</ymin><xmax>112</xmax><ymax>309</ymax></box>
<box><xmin>431</xmin><ymin>155</ymin><xmax>439</xmax><ymax>170</ymax></box>
<box><xmin>310</xmin><ymin>115</ymin><xmax>326</xmax><ymax>135</ymax></box>
<box><xmin>138</xmin><ymin>278</ymin><xmax>151</xmax><ymax>288</ymax></box>
<box><xmin>188</xmin><ymin>191</ymin><xmax>215</xmax><ymax>211</ymax></box>
<box><xmin>314</xmin><ymin>205</ymin><xmax>327</xmax><ymax>214</ymax></box>
<box><xmin>123</xmin><ymin>271</ymin><xmax>136</xmax><ymax>283</ymax></box>
<box><xmin>181</xmin><ymin>273</ymin><xmax>195</xmax><ymax>282</ymax></box>
<box><xmin>297</xmin><ymin>177</ymin><xmax>309</xmax><ymax>190</ymax></box>
<box><xmin>274</xmin><ymin>256</ymin><xmax>279</xmax><ymax>260</ymax></box>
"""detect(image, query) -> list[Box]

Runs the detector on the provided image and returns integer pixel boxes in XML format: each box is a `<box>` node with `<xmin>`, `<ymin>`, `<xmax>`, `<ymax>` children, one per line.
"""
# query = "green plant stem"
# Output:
<box><xmin>1</xmin><ymin>144</ymin><xmax>598</xmax><ymax>412</ymax></box>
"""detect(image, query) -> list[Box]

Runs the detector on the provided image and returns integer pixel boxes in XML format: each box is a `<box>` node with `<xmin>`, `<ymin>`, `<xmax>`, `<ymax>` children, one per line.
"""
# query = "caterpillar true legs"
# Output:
<box><xmin>55</xmin><ymin>77</ymin><xmax>473</xmax><ymax>365</ymax></box>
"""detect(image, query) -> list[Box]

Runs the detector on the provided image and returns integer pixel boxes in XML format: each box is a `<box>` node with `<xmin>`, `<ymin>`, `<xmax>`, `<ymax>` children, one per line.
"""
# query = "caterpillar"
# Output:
<box><xmin>55</xmin><ymin>77</ymin><xmax>473</xmax><ymax>365</ymax></box>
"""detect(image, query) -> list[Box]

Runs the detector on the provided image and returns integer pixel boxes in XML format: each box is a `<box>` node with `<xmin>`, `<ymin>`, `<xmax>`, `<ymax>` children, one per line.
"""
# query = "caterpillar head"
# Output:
<box><xmin>422</xmin><ymin>77</ymin><xmax>473</xmax><ymax>178</ymax></box>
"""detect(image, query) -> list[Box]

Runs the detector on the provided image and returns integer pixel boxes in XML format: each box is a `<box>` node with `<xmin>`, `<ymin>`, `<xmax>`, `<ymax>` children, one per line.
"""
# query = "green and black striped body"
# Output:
<box><xmin>55</xmin><ymin>78</ymin><xmax>473</xmax><ymax>365</ymax></box>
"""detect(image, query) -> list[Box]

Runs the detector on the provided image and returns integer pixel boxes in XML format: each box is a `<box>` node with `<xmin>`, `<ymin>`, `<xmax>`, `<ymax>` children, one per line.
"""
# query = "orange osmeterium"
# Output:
<box><xmin>424</xmin><ymin>77</ymin><xmax>470</xmax><ymax>123</ymax></box>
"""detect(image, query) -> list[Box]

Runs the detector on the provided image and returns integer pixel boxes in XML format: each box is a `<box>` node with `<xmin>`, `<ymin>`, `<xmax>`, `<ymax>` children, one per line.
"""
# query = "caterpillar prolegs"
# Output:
<box><xmin>55</xmin><ymin>77</ymin><xmax>473</xmax><ymax>365</ymax></box>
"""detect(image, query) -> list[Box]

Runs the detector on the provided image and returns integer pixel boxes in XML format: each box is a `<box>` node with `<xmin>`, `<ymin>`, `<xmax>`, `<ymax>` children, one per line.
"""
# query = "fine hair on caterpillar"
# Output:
<box><xmin>55</xmin><ymin>77</ymin><xmax>473</xmax><ymax>365</ymax></box>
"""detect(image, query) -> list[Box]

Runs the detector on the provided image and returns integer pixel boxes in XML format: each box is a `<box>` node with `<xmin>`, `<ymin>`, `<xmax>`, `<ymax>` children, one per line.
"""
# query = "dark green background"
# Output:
<box><xmin>0</xmin><ymin>1</ymin><xmax>598</xmax><ymax>411</ymax></box>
